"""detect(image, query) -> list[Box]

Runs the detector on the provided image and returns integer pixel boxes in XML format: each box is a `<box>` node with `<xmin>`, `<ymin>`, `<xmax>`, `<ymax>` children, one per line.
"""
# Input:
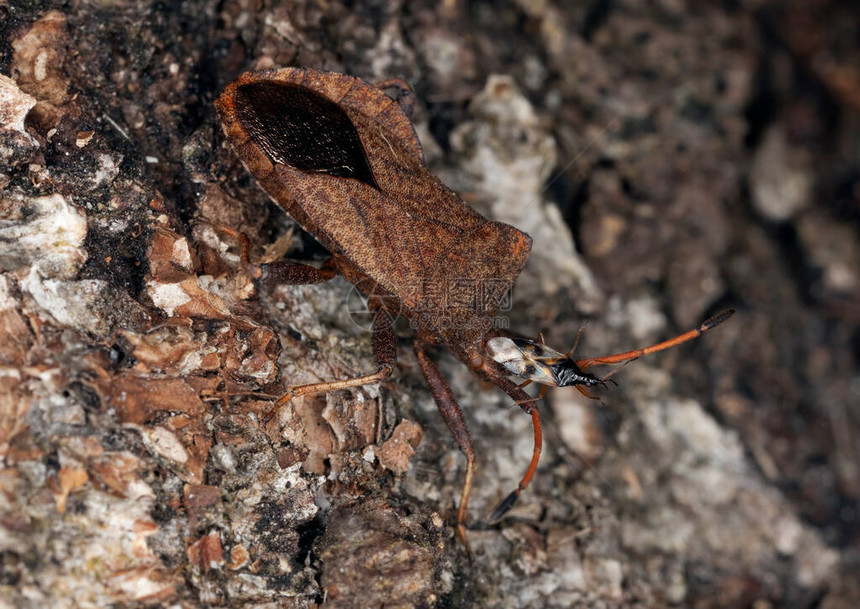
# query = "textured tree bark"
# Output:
<box><xmin>1</xmin><ymin>2</ymin><xmax>858</xmax><ymax>608</ymax></box>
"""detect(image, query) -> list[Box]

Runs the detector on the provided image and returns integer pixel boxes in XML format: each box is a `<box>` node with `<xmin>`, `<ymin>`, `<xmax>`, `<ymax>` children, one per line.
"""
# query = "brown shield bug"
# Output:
<box><xmin>215</xmin><ymin>67</ymin><xmax>734</xmax><ymax>550</ymax></box>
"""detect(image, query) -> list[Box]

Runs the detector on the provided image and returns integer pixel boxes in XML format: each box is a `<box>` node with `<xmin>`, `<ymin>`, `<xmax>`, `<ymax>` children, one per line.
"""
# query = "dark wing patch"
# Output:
<box><xmin>235</xmin><ymin>81</ymin><xmax>378</xmax><ymax>188</ymax></box>
<box><xmin>510</xmin><ymin>338</ymin><xmax>565</xmax><ymax>361</ymax></box>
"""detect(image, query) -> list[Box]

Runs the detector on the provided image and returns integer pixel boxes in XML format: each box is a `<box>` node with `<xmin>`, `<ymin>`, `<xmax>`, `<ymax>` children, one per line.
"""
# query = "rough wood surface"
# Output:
<box><xmin>1</xmin><ymin>2</ymin><xmax>858</xmax><ymax>608</ymax></box>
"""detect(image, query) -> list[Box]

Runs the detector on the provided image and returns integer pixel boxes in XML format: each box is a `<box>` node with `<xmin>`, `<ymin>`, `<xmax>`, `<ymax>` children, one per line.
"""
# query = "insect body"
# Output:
<box><xmin>487</xmin><ymin>308</ymin><xmax>735</xmax><ymax>398</ymax></box>
<box><xmin>486</xmin><ymin>337</ymin><xmax>602</xmax><ymax>389</ymax></box>
<box><xmin>215</xmin><ymin>67</ymin><xmax>734</xmax><ymax>552</ymax></box>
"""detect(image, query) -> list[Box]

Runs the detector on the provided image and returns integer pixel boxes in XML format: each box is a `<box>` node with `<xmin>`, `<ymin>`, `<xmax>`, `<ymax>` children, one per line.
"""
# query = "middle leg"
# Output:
<box><xmin>276</xmin><ymin>308</ymin><xmax>397</xmax><ymax>406</ymax></box>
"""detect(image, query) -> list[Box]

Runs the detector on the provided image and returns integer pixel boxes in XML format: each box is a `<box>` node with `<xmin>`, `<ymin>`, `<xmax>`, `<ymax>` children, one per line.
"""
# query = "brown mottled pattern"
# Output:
<box><xmin>215</xmin><ymin>67</ymin><xmax>531</xmax><ymax>349</ymax></box>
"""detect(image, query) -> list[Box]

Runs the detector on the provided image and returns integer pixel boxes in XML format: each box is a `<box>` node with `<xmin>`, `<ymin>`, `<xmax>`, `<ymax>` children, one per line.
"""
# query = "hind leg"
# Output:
<box><xmin>414</xmin><ymin>343</ymin><xmax>475</xmax><ymax>553</ymax></box>
<box><xmin>277</xmin><ymin>308</ymin><xmax>397</xmax><ymax>406</ymax></box>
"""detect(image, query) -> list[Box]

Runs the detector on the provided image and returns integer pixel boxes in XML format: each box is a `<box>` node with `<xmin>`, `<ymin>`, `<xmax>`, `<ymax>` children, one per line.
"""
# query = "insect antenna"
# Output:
<box><xmin>488</xmin><ymin>311</ymin><xmax>734</xmax><ymax>532</ymax></box>
<box><xmin>575</xmin><ymin>309</ymin><xmax>735</xmax><ymax>370</ymax></box>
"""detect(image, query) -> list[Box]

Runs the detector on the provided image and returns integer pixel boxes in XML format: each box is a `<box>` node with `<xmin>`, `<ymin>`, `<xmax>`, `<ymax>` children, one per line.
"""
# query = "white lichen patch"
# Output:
<box><xmin>147</xmin><ymin>276</ymin><xmax>234</xmax><ymax>320</ymax></box>
<box><xmin>71</xmin><ymin>481</ymin><xmax>166</xmax><ymax>602</ymax></box>
<box><xmin>449</xmin><ymin>75</ymin><xmax>602</xmax><ymax>311</ymax></box>
<box><xmin>90</xmin><ymin>153</ymin><xmax>120</xmax><ymax>189</ymax></box>
<box><xmin>0</xmin><ymin>450</ymin><xmax>177</xmax><ymax>607</ymax></box>
<box><xmin>639</xmin><ymin>397</ymin><xmax>746</xmax><ymax>465</ymax></box>
<box><xmin>0</xmin><ymin>193</ymin><xmax>87</xmax><ymax>279</ymax></box>
<box><xmin>176</xmin><ymin>344</ymin><xmax>219</xmax><ymax>375</ymax></box>
<box><xmin>20</xmin><ymin>269</ymin><xmax>110</xmax><ymax>335</ymax></box>
<box><xmin>171</xmin><ymin>237</ymin><xmax>194</xmax><ymax>270</ymax></box>
<box><xmin>197</xmin><ymin>273</ymin><xmax>252</xmax><ymax>307</ymax></box>
<box><xmin>622</xmin><ymin>296</ymin><xmax>668</xmax><ymax>343</ymax></box>
<box><xmin>140</xmin><ymin>427</ymin><xmax>189</xmax><ymax>464</ymax></box>
<box><xmin>0</xmin><ymin>274</ymin><xmax>18</xmax><ymax>311</ymax></box>
<box><xmin>751</xmin><ymin>126</ymin><xmax>811</xmax><ymax>222</ymax></box>
<box><xmin>362</xmin><ymin>446</ymin><xmax>375</xmax><ymax>463</ymax></box>
<box><xmin>238</xmin><ymin>354</ymin><xmax>276</xmax><ymax>381</ymax></box>
<box><xmin>0</xmin><ymin>74</ymin><xmax>37</xmax><ymax>144</ymax></box>
<box><xmin>146</xmin><ymin>280</ymin><xmax>192</xmax><ymax>316</ymax></box>
<box><xmin>228</xmin><ymin>465</ymin><xmax>321</xmax><ymax>549</ymax></box>
<box><xmin>620</xmin><ymin>395</ymin><xmax>839</xmax><ymax>592</ymax></box>
<box><xmin>550</xmin><ymin>387</ymin><xmax>602</xmax><ymax>460</ymax></box>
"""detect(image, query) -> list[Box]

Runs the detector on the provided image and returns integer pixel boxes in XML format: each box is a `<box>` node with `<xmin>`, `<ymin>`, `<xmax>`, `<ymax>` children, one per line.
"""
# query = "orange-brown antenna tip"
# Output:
<box><xmin>700</xmin><ymin>308</ymin><xmax>735</xmax><ymax>331</ymax></box>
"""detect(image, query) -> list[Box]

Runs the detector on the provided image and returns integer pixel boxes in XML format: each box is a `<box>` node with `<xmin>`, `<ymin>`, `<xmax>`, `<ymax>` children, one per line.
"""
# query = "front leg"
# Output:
<box><xmin>206</xmin><ymin>222</ymin><xmax>338</xmax><ymax>285</ymax></box>
<box><xmin>488</xmin><ymin>375</ymin><xmax>543</xmax><ymax>523</ymax></box>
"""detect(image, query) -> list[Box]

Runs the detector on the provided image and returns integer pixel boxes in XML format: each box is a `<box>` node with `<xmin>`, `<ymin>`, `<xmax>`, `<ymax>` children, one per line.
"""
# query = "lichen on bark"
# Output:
<box><xmin>1</xmin><ymin>2</ymin><xmax>858</xmax><ymax>608</ymax></box>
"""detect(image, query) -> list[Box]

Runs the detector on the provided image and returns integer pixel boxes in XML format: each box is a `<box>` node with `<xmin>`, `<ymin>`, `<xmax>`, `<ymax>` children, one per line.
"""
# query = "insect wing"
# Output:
<box><xmin>233</xmin><ymin>81</ymin><xmax>378</xmax><ymax>187</ymax></box>
<box><xmin>485</xmin><ymin>337</ymin><xmax>561</xmax><ymax>386</ymax></box>
<box><xmin>510</xmin><ymin>337</ymin><xmax>567</xmax><ymax>361</ymax></box>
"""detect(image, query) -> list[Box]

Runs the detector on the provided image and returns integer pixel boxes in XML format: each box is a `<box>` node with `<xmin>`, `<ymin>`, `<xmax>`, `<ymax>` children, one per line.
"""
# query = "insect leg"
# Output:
<box><xmin>373</xmin><ymin>78</ymin><xmax>415</xmax><ymax>117</ymax></box>
<box><xmin>489</xmin><ymin>403</ymin><xmax>542</xmax><ymax>523</ymax></box>
<box><xmin>563</xmin><ymin>325</ymin><xmax>586</xmax><ymax>358</ymax></box>
<box><xmin>575</xmin><ymin>308</ymin><xmax>735</xmax><ymax>370</ymax></box>
<box><xmin>261</xmin><ymin>259</ymin><xmax>337</xmax><ymax>285</ymax></box>
<box><xmin>513</xmin><ymin>384</ymin><xmax>547</xmax><ymax>406</ymax></box>
<box><xmin>414</xmin><ymin>344</ymin><xmax>475</xmax><ymax>552</ymax></box>
<box><xmin>276</xmin><ymin>309</ymin><xmax>395</xmax><ymax>405</ymax></box>
<box><xmin>575</xmin><ymin>385</ymin><xmax>602</xmax><ymax>402</ymax></box>
<box><xmin>203</xmin><ymin>221</ymin><xmax>338</xmax><ymax>285</ymax></box>
<box><xmin>476</xmin><ymin>373</ymin><xmax>545</xmax><ymax>523</ymax></box>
